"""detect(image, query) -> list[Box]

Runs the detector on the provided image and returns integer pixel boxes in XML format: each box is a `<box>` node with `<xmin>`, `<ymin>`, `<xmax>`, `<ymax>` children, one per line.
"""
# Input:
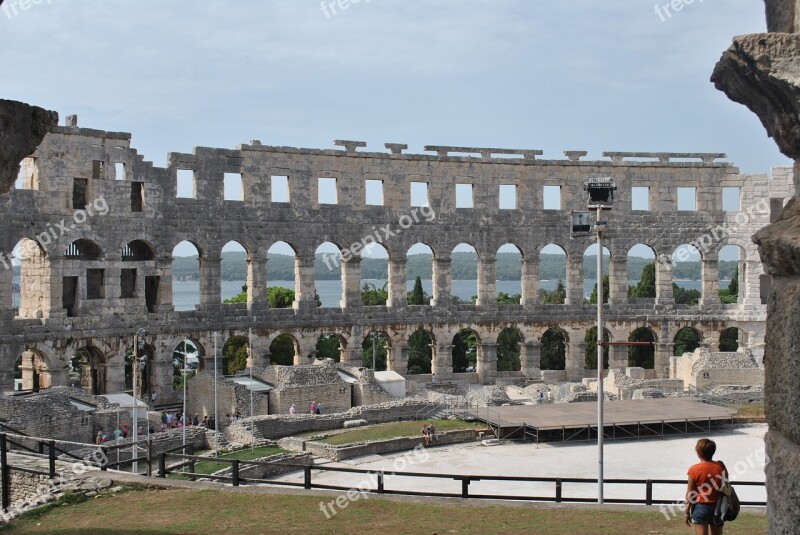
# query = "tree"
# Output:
<box><xmin>673</xmin><ymin>328</ymin><xmax>702</xmax><ymax>356</ymax></box>
<box><xmin>223</xmin><ymin>284</ymin><xmax>248</xmax><ymax>304</ymax></box>
<box><xmin>673</xmin><ymin>284</ymin><xmax>701</xmax><ymax>305</ymax></box>
<box><xmin>540</xmin><ymin>329</ymin><xmax>566</xmax><ymax>370</ymax></box>
<box><xmin>452</xmin><ymin>330</ymin><xmax>477</xmax><ymax>373</ymax></box>
<box><xmin>316</xmin><ymin>334</ymin><xmax>341</xmax><ymax>361</ymax></box>
<box><xmin>720</xmin><ymin>328</ymin><xmax>739</xmax><ymax>352</ymax></box>
<box><xmin>408</xmin><ymin>276</ymin><xmax>426</xmax><ymax>305</ymax></box>
<box><xmin>719</xmin><ymin>265</ymin><xmax>739</xmax><ymax>304</ymax></box>
<box><xmin>269</xmin><ymin>334</ymin><xmax>296</xmax><ymax>366</ymax></box>
<box><xmin>361</xmin><ymin>283</ymin><xmax>388</xmax><ymax>306</ymax></box>
<box><xmin>628</xmin><ymin>327</ymin><xmax>655</xmax><ymax>368</ymax></box>
<box><xmin>222</xmin><ymin>336</ymin><xmax>249</xmax><ymax>375</ymax></box>
<box><xmin>496</xmin><ymin>292</ymin><xmax>522</xmax><ymax>305</ymax></box>
<box><xmin>362</xmin><ymin>333</ymin><xmax>388</xmax><ymax>370</ymax></box>
<box><xmin>267</xmin><ymin>286</ymin><xmax>295</xmax><ymax>308</ymax></box>
<box><xmin>540</xmin><ymin>280</ymin><xmax>566</xmax><ymax>304</ymax></box>
<box><xmin>629</xmin><ymin>262</ymin><xmax>656</xmax><ymax>298</ymax></box>
<box><xmin>407</xmin><ymin>329</ymin><xmax>433</xmax><ymax>374</ymax></box>
<box><xmin>588</xmin><ymin>274</ymin><xmax>609</xmax><ymax>304</ymax></box>
<box><xmin>584</xmin><ymin>327</ymin><xmax>609</xmax><ymax>369</ymax></box>
<box><xmin>497</xmin><ymin>329</ymin><xmax>521</xmax><ymax>371</ymax></box>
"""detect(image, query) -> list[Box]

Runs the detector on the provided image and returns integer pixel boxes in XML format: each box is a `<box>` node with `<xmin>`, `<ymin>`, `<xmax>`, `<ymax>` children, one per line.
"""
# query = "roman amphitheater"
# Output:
<box><xmin>0</xmin><ymin>115</ymin><xmax>790</xmax><ymax>403</ymax></box>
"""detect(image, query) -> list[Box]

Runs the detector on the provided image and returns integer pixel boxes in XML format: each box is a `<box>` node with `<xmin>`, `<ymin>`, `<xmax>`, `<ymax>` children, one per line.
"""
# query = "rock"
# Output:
<box><xmin>0</xmin><ymin>99</ymin><xmax>57</xmax><ymax>194</ymax></box>
<box><xmin>343</xmin><ymin>419</ymin><xmax>368</xmax><ymax>428</ymax></box>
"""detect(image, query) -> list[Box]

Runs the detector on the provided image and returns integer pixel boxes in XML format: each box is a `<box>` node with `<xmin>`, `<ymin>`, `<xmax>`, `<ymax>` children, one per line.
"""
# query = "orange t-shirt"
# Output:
<box><xmin>687</xmin><ymin>461</ymin><xmax>726</xmax><ymax>504</ymax></box>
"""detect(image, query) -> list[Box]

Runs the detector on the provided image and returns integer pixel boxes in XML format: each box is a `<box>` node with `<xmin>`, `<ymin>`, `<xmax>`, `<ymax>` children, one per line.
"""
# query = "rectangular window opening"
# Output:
<box><xmin>318</xmin><ymin>177</ymin><xmax>338</xmax><ymax>205</ymax></box>
<box><xmin>543</xmin><ymin>185</ymin><xmax>561</xmax><ymax>210</ymax></box>
<box><xmin>224</xmin><ymin>172</ymin><xmax>243</xmax><ymax>201</ymax></box>
<box><xmin>86</xmin><ymin>269</ymin><xmax>105</xmax><ymax>300</ymax></box>
<box><xmin>145</xmin><ymin>276</ymin><xmax>160</xmax><ymax>313</ymax></box>
<box><xmin>121</xmin><ymin>269</ymin><xmax>137</xmax><ymax>299</ymax></box>
<box><xmin>63</xmin><ymin>276</ymin><xmax>78</xmax><ymax>317</ymax></box>
<box><xmin>72</xmin><ymin>178</ymin><xmax>88</xmax><ymax>209</ymax></box>
<box><xmin>114</xmin><ymin>162</ymin><xmax>125</xmax><ymax>181</ymax></box>
<box><xmin>456</xmin><ymin>183</ymin><xmax>474</xmax><ymax>208</ymax></box>
<box><xmin>410</xmin><ymin>182</ymin><xmax>429</xmax><ymax>207</ymax></box>
<box><xmin>631</xmin><ymin>186</ymin><xmax>650</xmax><ymax>211</ymax></box>
<box><xmin>176</xmin><ymin>169</ymin><xmax>195</xmax><ymax>199</ymax></box>
<box><xmin>677</xmin><ymin>187</ymin><xmax>697</xmax><ymax>211</ymax></box>
<box><xmin>365</xmin><ymin>179</ymin><xmax>384</xmax><ymax>206</ymax></box>
<box><xmin>499</xmin><ymin>184</ymin><xmax>517</xmax><ymax>210</ymax></box>
<box><xmin>131</xmin><ymin>182</ymin><xmax>144</xmax><ymax>212</ymax></box>
<box><xmin>271</xmin><ymin>176</ymin><xmax>290</xmax><ymax>203</ymax></box>
<box><xmin>92</xmin><ymin>161</ymin><xmax>104</xmax><ymax>180</ymax></box>
<box><xmin>722</xmin><ymin>187</ymin><xmax>741</xmax><ymax>212</ymax></box>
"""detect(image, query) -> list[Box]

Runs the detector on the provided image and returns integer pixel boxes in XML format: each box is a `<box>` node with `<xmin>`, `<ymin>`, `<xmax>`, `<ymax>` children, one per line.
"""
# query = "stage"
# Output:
<box><xmin>462</xmin><ymin>398</ymin><xmax>736</xmax><ymax>443</ymax></box>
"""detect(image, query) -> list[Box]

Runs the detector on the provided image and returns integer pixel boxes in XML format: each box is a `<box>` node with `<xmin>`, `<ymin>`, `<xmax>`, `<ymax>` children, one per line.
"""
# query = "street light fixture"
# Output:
<box><xmin>132</xmin><ymin>328</ymin><xmax>146</xmax><ymax>474</ymax></box>
<box><xmin>584</xmin><ymin>177</ymin><xmax>616</xmax><ymax>506</ymax></box>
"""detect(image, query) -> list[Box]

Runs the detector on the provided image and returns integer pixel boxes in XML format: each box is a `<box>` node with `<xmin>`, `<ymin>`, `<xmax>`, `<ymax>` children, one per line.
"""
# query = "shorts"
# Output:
<box><xmin>691</xmin><ymin>503</ymin><xmax>723</xmax><ymax>526</ymax></box>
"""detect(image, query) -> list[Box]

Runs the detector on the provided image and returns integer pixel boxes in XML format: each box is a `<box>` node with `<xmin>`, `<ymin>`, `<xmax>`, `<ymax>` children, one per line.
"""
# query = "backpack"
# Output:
<box><xmin>714</xmin><ymin>461</ymin><xmax>741</xmax><ymax>522</ymax></box>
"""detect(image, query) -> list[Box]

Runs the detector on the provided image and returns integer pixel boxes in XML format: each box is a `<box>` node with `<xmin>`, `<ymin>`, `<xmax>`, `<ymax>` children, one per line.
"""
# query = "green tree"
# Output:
<box><xmin>496</xmin><ymin>292</ymin><xmax>522</xmax><ymax>305</ymax></box>
<box><xmin>588</xmin><ymin>274</ymin><xmax>610</xmax><ymax>304</ymax></box>
<box><xmin>673</xmin><ymin>328</ymin><xmax>702</xmax><ymax>356</ymax></box>
<box><xmin>584</xmin><ymin>327</ymin><xmax>609</xmax><ymax>369</ymax></box>
<box><xmin>267</xmin><ymin>286</ymin><xmax>295</xmax><ymax>308</ymax></box>
<box><xmin>223</xmin><ymin>285</ymin><xmax>248</xmax><ymax>304</ymax></box>
<box><xmin>629</xmin><ymin>262</ymin><xmax>656</xmax><ymax>298</ymax></box>
<box><xmin>541</xmin><ymin>329</ymin><xmax>566</xmax><ymax>370</ymax></box>
<box><xmin>407</xmin><ymin>329</ymin><xmax>433</xmax><ymax>374</ymax></box>
<box><xmin>269</xmin><ymin>334</ymin><xmax>296</xmax><ymax>366</ymax></box>
<box><xmin>719</xmin><ymin>265</ymin><xmax>739</xmax><ymax>304</ymax></box>
<box><xmin>673</xmin><ymin>284</ymin><xmax>701</xmax><ymax>305</ymax></box>
<box><xmin>452</xmin><ymin>330</ymin><xmax>477</xmax><ymax>373</ymax></box>
<box><xmin>497</xmin><ymin>329</ymin><xmax>521</xmax><ymax>371</ymax></box>
<box><xmin>316</xmin><ymin>334</ymin><xmax>342</xmax><ymax>361</ymax></box>
<box><xmin>362</xmin><ymin>333</ymin><xmax>388</xmax><ymax>370</ymax></box>
<box><xmin>361</xmin><ymin>283</ymin><xmax>388</xmax><ymax>306</ymax></box>
<box><xmin>222</xmin><ymin>336</ymin><xmax>249</xmax><ymax>375</ymax></box>
<box><xmin>539</xmin><ymin>280</ymin><xmax>566</xmax><ymax>304</ymax></box>
<box><xmin>408</xmin><ymin>276</ymin><xmax>426</xmax><ymax>305</ymax></box>
<box><xmin>628</xmin><ymin>327</ymin><xmax>655</xmax><ymax>368</ymax></box>
<box><xmin>720</xmin><ymin>328</ymin><xmax>739</xmax><ymax>352</ymax></box>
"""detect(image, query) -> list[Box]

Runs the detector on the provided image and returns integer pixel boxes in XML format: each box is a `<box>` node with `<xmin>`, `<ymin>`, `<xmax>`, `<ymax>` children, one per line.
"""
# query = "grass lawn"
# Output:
<box><xmin>170</xmin><ymin>446</ymin><xmax>287</xmax><ymax>477</ymax></box>
<box><xmin>309</xmin><ymin>420</ymin><xmax>482</xmax><ymax>446</ymax></box>
<box><xmin>735</xmin><ymin>403</ymin><xmax>765</xmax><ymax>420</ymax></box>
<box><xmin>1</xmin><ymin>487</ymin><xmax>767</xmax><ymax>534</ymax></box>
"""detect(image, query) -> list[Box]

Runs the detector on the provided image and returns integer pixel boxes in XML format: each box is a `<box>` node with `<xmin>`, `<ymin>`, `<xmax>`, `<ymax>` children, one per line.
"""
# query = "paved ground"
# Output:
<box><xmin>270</xmin><ymin>424</ymin><xmax>768</xmax><ymax>504</ymax></box>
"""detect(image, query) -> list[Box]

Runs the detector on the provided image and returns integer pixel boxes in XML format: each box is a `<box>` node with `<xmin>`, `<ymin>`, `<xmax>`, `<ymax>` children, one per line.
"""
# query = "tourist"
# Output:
<box><xmin>201</xmin><ymin>415</ymin><xmax>208</xmax><ymax>428</ymax></box>
<box><xmin>150</xmin><ymin>391</ymin><xmax>158</xmax><ymax>409</ymax></box>
<box><xmin>165</xmin><ymin>412</ymin><xmax>173</xmax><ymax>427</ymax></box>
<box><xmin>234</xmin><ymin>409</ymin><xmax>242</xmax><ymax>421</ymax></box>
<box><xmin>224</xmin><ymin>413</ymin><xmax>231</xmax><ymax>426</ymax></box>
<box><xmin>421</xmin><ymin>424</ymin><xmax>431</xmax><ymax>446</ymax></box>
<box><xmin>429</xmin><ymin>423</ymin><xmax>437</xmax><ymax>443</ymax></box>
<box><xmin>537</xmin><ymin>392</ymin><xmax>544</xmax><ymax>404</ymax></box>
<box><xmin>113</xmin><ymin>427</ymin><xmax>121</xmax><ymax>441</ymax></box>
<box><xmin>161</xmin><ymin>410</ymin><xmax>167</xmax><ymax>426</ymax></box>
<box><xmin>431</xmin><ymin>373</ymin><xmax>437</xmax><ymax>384</ymax></box>
<box><xmin>310</xmin><ymin>401</ymin><xmax>317</xmax><ymax>414</ymax></box>
<box><xmin>121</xmin><ymin>423</ymin><xmax>129</xmax><ymax>439</ymax></box>
<box><xmin>208</xmin><ymin>416</ymin><xmax>216</xmax><ymax>431</ymax></box>
<box><xmin>316</xmin><ymin>403</ymin><xmax>323</xmax><ymax>415</ymax></box>
<box><xmin>192</xmin><ymin>414</ymin><xmax>199</xmax><ymax>426</ymax></box>
<box><xmin>95</xmin><ymin>432</ymin><xmax>103</xmax><ymax>445</ymax></box>
<box><xmin>545</xmin><ymin>391</ymin><xmax>552</xmax><ymax>403</ymax></box>
<box><xmin>289</xmin><ymin>404</ymin><xmax>296</xmax><ymax>415</ymax></box>
<box><xmin>685</xmin><ymin>438</ymin><xmax>727</xmax><ymax>534</ymax></box>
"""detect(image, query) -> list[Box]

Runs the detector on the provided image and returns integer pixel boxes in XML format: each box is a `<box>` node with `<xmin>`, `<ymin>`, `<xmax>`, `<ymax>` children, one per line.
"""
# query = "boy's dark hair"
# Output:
<box><xmin>695</xmin><ymin>438</ymin><xmax>717</xmax><ymax>460</ymax></box>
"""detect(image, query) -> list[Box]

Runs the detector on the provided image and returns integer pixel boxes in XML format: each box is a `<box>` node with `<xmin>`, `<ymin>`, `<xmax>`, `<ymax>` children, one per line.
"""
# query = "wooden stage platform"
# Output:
<box><xmin>462</xmin><ymin>398</ymin><xmax>736</xmax><ymax>443</ymax></box>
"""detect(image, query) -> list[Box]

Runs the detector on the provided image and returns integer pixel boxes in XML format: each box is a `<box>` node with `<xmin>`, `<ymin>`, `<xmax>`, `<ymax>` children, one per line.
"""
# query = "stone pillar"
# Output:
<box><xmin>18</xmin><ymin>351</ymin><xmax>35</xmax><ymax>390</ymax></box>
<box><xmin>476</xmin><ymin>256</ymin><xmax>496</xmax><ymax>307</ymax></box>
<box><xmin>340</xmin><ymin>257</ymin><xmax>362</xmax><ymax>309</ymax></box>
<box><xmin>0</xmin><ymin>250</ymin><xmax>13</xmax><ymax>323</ymax></box>
<box><xmin>654</xmin><ymin>342</ymin><xmax>673</xmax><ymax>379</ymax></box>
<box><xmin>700</xmin><ymin>259</ymin><xmax>721</xmax><ymax>307</ymax></box>
<box><xmin>521</xmin><ymin>257</ymin><xmax>539</xmax><ymax>306</ymax></box>
<box><xmin>388</xmin><ymin>343</ymin><xmax>409</xmax><ymax>374</ymax></box>
<box><xmin>655</xmin><ymin>261</ymin><xmax>674</xmax><ymax>305</ymax></box>
<box><xmin>294</xmin><ymin>255</ymin><xmax>317</xmax><ymax>311</ymax></box>
<box><xmin>703</xmin><ymin>331</ymin><xmax>720</xmax><ymax>353</ymax></box>
<box><xmin>608</xmin><ymin>255</ymin><xmax>628</xmax><ymax>305</ymax></box>
<box><xmin>150</xmin><ymin>360</ymin><xmax>174</xmax><ymax>400</ymax></box>
<box><xmin>520</xmin><ymin>341</ymin><xmax>541</xmax><ymax>379</ymax></box>
<box><xmin>198</xmin><ymin>256</ymin><xmax>221</xmax><ymax>308</ymax></box>
<box><xmin>566</xmin><ymin>341</ymin><xmax>585</xmax><ymax>381</ymax></box>
<box><xmin>477</xmin><ymin>343</ymin><xmax>497</xmax><ymax>385</ymax></box>
<box><xmin>105</xmin><ymin>361</ymin><xmax>126</xmax><ymax>394</ymax></box>
<box><xmin>743</xmin><ymin>259</ymin><xmax>763</xmax><ymax>306</ymax></box>
<box><xmin>566</xmin><ymin>257</ymin><xmax>583</xmax><ymax>305</ymax></box>
<box><xmin>340</xmin><ymin>347</ymin><xmax>362</xmax><ymax>367</ymax></box>
<box><xmin>609</xmin><ymin>343</ymin><xmax>628</xmax><ymax>370</ymax></box>
<box><xmin>431</xmin><ymin>258</ymin><xmax>451</xmax><ymax>307</ymax></box>
<box><xmin>249</xmin><ymin>335</ymin><xmax>271</xmax><ymax>368</ymax></box>
<box><xmin>387</xmin><ymin>259</ymin><xmax>407</xmax><ymax>308</ymax></box>
<box><xmin>432</xmin><ymin>343</ymin><xmax>453</xmax><ymax>379</ymax></box>
<box><xmin>247</xmin><ymin>256</ymin><xmax>267</xmax><ymax>311</ymax></box>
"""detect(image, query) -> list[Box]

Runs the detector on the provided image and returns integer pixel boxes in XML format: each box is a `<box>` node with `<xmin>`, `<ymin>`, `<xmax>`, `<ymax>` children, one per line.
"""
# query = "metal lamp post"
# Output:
<box><xmin>248</xmin><ymin>328</ymin><xmax>254</xmax><ymax>453</ymax></box>
<box><xmin>132</xmin><ymin>328</ymin><xmax>146</xmax><ymax>474</ymax></box>
<box><xmin>584</xmin><ymin>177</ymin><xmax>616</xmax><ymax>505</ymax></box>
<box><xmin>182</xmin><ymin>338</ymin><xmax>189</xmax><ymax>449</ymax></box>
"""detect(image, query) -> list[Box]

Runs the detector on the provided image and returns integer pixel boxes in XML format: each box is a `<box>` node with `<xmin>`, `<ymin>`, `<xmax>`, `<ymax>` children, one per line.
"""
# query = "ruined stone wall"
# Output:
<box><xmin>186</xmin><ymin>371</ymin><xmax>269</xmax><ymax>421</ymax></box>
<box><xmin>268</xmin><ymin>384</ymin><xmax>350</xmax><ymax>416</ymax></box>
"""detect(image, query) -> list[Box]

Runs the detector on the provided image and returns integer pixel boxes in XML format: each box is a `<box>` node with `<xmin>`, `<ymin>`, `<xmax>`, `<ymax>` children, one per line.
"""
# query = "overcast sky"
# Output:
<box><xmin>2</xmin><ymin>0</ymin><xmax>783</xmax><ymax>262</ymax></box>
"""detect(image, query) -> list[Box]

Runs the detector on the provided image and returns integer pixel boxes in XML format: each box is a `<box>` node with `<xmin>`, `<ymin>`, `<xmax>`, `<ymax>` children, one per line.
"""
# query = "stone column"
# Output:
<box><xmin>700</xmin><ymin>259</ymin><xmax>721</xmax><ymax>307</ymax></box>
<box><xmin>608</xmin><ymin>255</ymin><xmax>628</xmax><ymax>305</ymax></box>
<box><xmin>655</xmin><ymin>261</ymin><xmax>674</xmax><ymax>305</ymax></box>
<box><xmin>477</xmin><ymin>342</ymin><xmax>498</xmax><ymax>385</ymax></box>
<box><xmin>388</xmin><ymin>343</ymin><xmax>409</xmax><ymax>374</ymax></box>
<box><xmin>654</xmin><ymin>342</ymin><xmax>673</xmax><ymax>379</ymax></box>
<box><xmin>609</xmin><ymin>343</ymin><xmax>628</xmax><ymax>370</ymax></box>
<box><xmin>198</xmin><ymin>256</ymin><xmax>221</xmax><ymax>308</ymax></box>
<box><xmin>432</xmin><ymin>343</ymin><xmax>453</xmax><ymax>379</ymax></box>
<box><xmin>431</xmin><ymin>258</ymin><xmax>452</xmax><ymax>307</ymax></box>
<box><xmin>249</xmin><ymin>335</ymin><xmax>271</xmax><ymax>368</ymax></box>
<box><xmin>387</xmin><ymin>259</ymin><xmax>407</xmax><ymax>308</ymax></box>
<box><xmin>520</xmin><ymin>341</ymin><xmax>541</xmax><ymax>379</ymax></box>
<box><xmin>340</xmin><ymin>347</ymin><xmax>362</xmax><ymax>367</ymax></box>
<box><xmin>521</xmin><ymin>257</ymin><xmax>539</xmax><ymax>307</ymax></box>
<box><xmin>703</xmin><ymin>331</ymin><xmax>720</xmax><ymax>353</ymax></box>
<box><xmin>476</xmin><ymin>256</ymin><xmax>497</xmax><ymax>307</ymax></box>
<box><xmin>247</xmin><ymin>256</ymin><xmax>267</xmax><ymax>311</ymax></box>
<box><xmin>104</xmin><ymin>360</ymin><xmax>126</xmax><ymax>394</ymax></box>
<box><xmin>150</xmin><ymin>360</ymin><xmax>175</xmax><ymax>400</ymax></box>
<box><xmin>566</xmin><ymin>341</ymin><xmax>585</xmax><ymax>381</ymax></box>
<box><xmin>0</xmin><ymin>250</ymin><xmax>13</xmax><ymax>323</ymax></box>
<box><xmin>294</xmin><ymin>255</ymin><xmax>317</xmax><ymax>311</ymax></box>
<box><xmin>340</xmin><ymin>257</ymin><xmax>362</xmax><ymax>309</ymax></box>
<box><xmin>566</xmin><ymin>257</ymin><xmax>584</xmax><ymax>305</ymax></box>
<box><xmin>18</xmin><ymin>351</ymin><xmax>35</xmax><ymax>390</ymax></box>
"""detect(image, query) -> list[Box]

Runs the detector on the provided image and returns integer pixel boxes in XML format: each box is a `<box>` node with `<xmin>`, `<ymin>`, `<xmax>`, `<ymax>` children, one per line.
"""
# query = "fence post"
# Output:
<box><xmin>645</xmin><ymin>480</ymin><xmax>653</xmax><ymax>505</ymax></box>
<box><xmin>231</xmin><ymin>460</ymin><xmax>240</xmax><ymax>487</ymax></box>
<box><xmin>1</xmin><ymin>434</ymin><xmax>9</xmax><ymax>511</ymax></box>
<box><xmin>377</xmin><ymin>471</ymin><xmax>384</xmax><ymax>494</ymax></box>
<box><xmin>555</xmin><ymin>478</ymin><xmax>562</xmax><ymax>503</ymax></box>
<box><xmin>304</xmin><ymin>465</ymin><xmax>312</xmax><ymax>490</ymax></box>
<box><xmin>158</xmin><ymin>452</ymin><xmax>166</xmax><ymax>478</ymax></box>
<box><xmin>461</xmin><ymin>477</ymin><xmax>470</xmax><ymax>499</ymax></box>
<box><xmin>48</xmin><ymin>440</ymin><xmax>56</xmax><ymax>479</ymax></box>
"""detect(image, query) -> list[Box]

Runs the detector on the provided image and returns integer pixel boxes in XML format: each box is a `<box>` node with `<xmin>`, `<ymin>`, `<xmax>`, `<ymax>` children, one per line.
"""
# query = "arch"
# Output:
<box><xmin>172</xmin><ymin>339</ymin><xmax>200</xmax><ymax>391</ymax></box>
<box><xmin>539</xmin><ymin>244</ymin><xmax>566</xmax><ymax>304</ymax></box>
<box><xmin>315</xmin><ymin>241</ymin><xmax>343</xmax><ymax>308</ymax></box>
<box><xmin>673</xmin><ymin>327</ymin><xmax>703</xmax><ymax>356</ymax></box>
<box><xmin>64</xmin><ymin>238</ymin><xmax>103</xmax><ymax>260</ymax></box>
<box><xmin>406</xmin><ymin>243</ymin><xmax>434</xmax><ymax>305</ymax></box>
<box><xmin>221</xmin><ymin>240</ymin><xmax>251</xmax><ymax>303</ymax></box>
<box><xmin>122</xmin><ymin>240</ymin><xmax>155</xmax><ymax>261</ymax></box>
<box><xmin>11</xmin><ymin>238</ymin><xmax>49</xmax><ymax>319</ymax></box>
<box><xmin>269</xmin><ymin>333</ymin><xmax>298</xmax><ymax>366</ymax></box>
<box><xmin>267</xmin><ymin>241</ymin><xmax>298</xmax><ymax>308</ymax></box>
<box><xmin>361</xmin><ymin>242</ymin><xmax>389</xmax><ymax>306</ymax></box>
<box><xmin>718</xmin><ymin>244</ymin><xmax>745</xmax><ymax>304</ymax></box>
<box><xmin>452</xmin><ymin>328</ymin><xmax>480</xmax><ymax>373</ymax></box>
<box><xmin>672</xmin><ymin>244</ymin><xmax>701</xmax><ymax>306</ymax></box>
<box><xmin>720</xmin><ymin>327</ymin><xmax>743</xmax><ymax>352</ymax></box>
<box><xmin>540</xmin><ymin>327</ymin><xmax>568</xmax><ymax>370</ymax></box>
<box><xmin>14</xmin><ymin>349</ymin><xmax>50</xmax><ymax>391</ymax></box>
<box><xmin>628</xmin><ymin>327</ymin><xmax>657</xmax><ymax>368</ymax></box>
<box><xmin>496</xmin><ymin>244</ymin><xmax>522</xmax><ymax>304</ymax></box>
<box><xmin>316</xmin><ymin>333</ymin><xmax>346</xmax><ymax>362</ymax></box>
<box><xmin>222</xmin><ymin>335</ymin><xmax>249</xmax><ymax>375</ymax></box>
<box><xmin>73</xmin><ymin>345</ymin><xmax>107</xmax><ymax>395</ymax></box>
<box><xmin>407</xmin><ymin>328</ymin><xmax>434</xmax><ymax>374</ymax></box>
<box><xmin>583</xmin><ymin>244</ymin><xmax>610</xmax><ymax>304</ymax></box>
<box><xmin>497</xmin><ymin>326</ymin><xmax>522</xmax><ymax>372</ymax></box>
<box><xmin>627</xmin><ymin>244</ymin><xmax>657</xmax><ymax>301</ymax></box>
<box><xmin>584</xmin><ymin>327</ymin><xmax>611</xmax><ymax>369</ymax></box>
<box><xmin>362</xmin><ymin>331</ymin><xmax>390</xmax><ymax>371</ymax></box>
<box><xmin>172</xmin><ymin>241</ymin><xmax>202</xmax><ymax>311</ymax></box>
<box><xmin>451</xmin><ymin>243</ymin><xmax>477</xmax><ymax>304</ymax></box>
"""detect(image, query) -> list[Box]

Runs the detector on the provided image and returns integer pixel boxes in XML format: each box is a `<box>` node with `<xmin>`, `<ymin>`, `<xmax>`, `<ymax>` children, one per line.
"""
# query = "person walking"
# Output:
<box><xmin>685</xmin><ymin>438</ymin><xmax>728</xmax><ymax>534</ymax></box>
<box><xmin>310</xmin><ymin>401</ymin><xmax>317</xmax><ymax>415</ymax></box>
<box><xmin>289</xmin><ymin>404</ymin><xmax>296</xmax><ymax>415</ymax></box>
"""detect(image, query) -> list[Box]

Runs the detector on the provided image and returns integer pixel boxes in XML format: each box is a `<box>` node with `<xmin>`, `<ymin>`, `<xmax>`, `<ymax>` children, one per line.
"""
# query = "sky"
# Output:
<box><xmin>2</xmin><ymin>0</ymin><xmax>783</xmax><ymax>263</ymax></box>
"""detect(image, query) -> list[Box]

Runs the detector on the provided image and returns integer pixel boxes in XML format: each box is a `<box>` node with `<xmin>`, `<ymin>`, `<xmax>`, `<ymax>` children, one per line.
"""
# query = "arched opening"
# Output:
<box><xmin>172</xmin><ymin>241</ymin><xmax>201</xmax><ymax>311</ymax></box>
<box><xmin>362</xmin><ymin>332</ymin><xmax>389</xmax><ymax>371</ymax></box>
<box><xmin>360</xmin><ymin>242</ymin><xmax>389</xmax><ymax>306</ymax></box>
<box><xmin>14</xmin><ymin>350</ymin><xmax>49</xmax><ymax>391</ymax></box>
<box><xmin>267</xmin><ymin>241</ymin><xmax>298</xmax><ymax>308</ymax></box>
<box><xmin>316</xmin><ymin>334</ymin><xmax>344</xmax><ymax>362</ymax></box>
<box><xmin>540</xmin><ymin>328</ymin><xmax>568</xmax><ymax>370</ymax></box>
<box><xmin>720</xmin><ymin>327</ymin><xmax>741</xmax><ymax>352</ymax></box>
<box><xmin>452</xmin><ymin>243</ymin><xmax>477</xmax><ymax>304</ymax></box>
<box><xmin>718</xmin><ymin>245</ymin><xmax>744</xmax><ymax>304</ymax></box>
<box><xmin>407</xmin><ymin>329</ymin><xmax>433</xmax><ymax>374</ymax></box>
<box><xmin>315</xmin><ymin>242</ymin><xmax>343</xmax><ymax>308</ymax></box>
<box><xmin>496</xmin><ymin>244</ymin><xmax>522</xmax><ymax>304</ymax></box>
<box><xmin>11</xmin><ymin>239</ymin><xmax>49</xmax><ymax>319</ymax></box>
<box><xmin>221</xmin><ymin>241</ymin><xmax>250</xmax><ymax>303</ymax></box>
<box><xmin>269</xmin><ymin>334</ymin><xmax>297</xmax><ymax>366</ymax></box>
<box><xmin>627</xmin><ymin>244</ymin><xmax>657</xmax><ymax>302</ymax></box>
<box><xmin>584</xmin><ymin>244</ymin><xmax>610</xmax><ymax>304</ymax></box>
<box><xmin>222</xmin><ymin>335</ymin><xmax>249</xmax><ymax>375</ymax></box>
<box><xmin>65</xmin><ymin>239</ymin><xmax>103</xmax><ymax>260</ymax></box>
<box><xmin>173</xmin><ymin>339</ymin><xmax>200</xmax><ymax>390</ymax></box>
<box><xmin>452</xmin><ymin>329</ymin><xmax>479</xmax><ymax>373</ymax></box>
<box><xmin>539</xmin><ymin>244</ymin><xmax>566</xmax><ymax>304</ymax></box>
<box><xmin>672</xmin><ymin>244</ymin><xmax>701</xmax><ymax>306</ymax></box>
<box><xmin>584</xmin><ymin>327</ymin><xmax>611</xmax><ymax>370</ymax></box>
<box><xmin>74</xmin><ymin>346</ymin><xmax>106</xmax><ymax>395</ymax></box>
<box><xmin>498</xmin><ymin>327</ymin><xmax>522</xmax><ymax>372</ymax></box>
<box><xmin>128</xmin><ymin>343</ymin><xmax>155</xmax><ymax>398</ymax></box>
<box><xmin>629</xmin><ymin>327</ymin><xmax>656</xmax><ymax>368</ymax></box>
<box><xmin>674</xmin><ymin>327</ymin><xmax>703</xmax><ymax>356</ymax></box>
<box><xmin>122</xmin><ymin>240</ymin><xmax>155</xmax><ymax>261</ymax></box>
<box><xmin>121</xmin><ymin>240</ymin><xmax>157</xmax><ymax>305</ymax></box>
<box><xmin>406</xmin><ymin>243</ymin><xmax>433</xmax><ymax>305</ymax></box>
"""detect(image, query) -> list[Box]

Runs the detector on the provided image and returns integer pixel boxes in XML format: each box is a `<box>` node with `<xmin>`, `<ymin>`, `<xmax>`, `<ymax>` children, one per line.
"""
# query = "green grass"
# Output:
<box><xmin>2</xmin><ymin>487</ymin><xmax>768</xmax><ymax>534</ymax></box>
<box><xmin>735</xmin><ymin>403</ymin><xmax>765</xmax><ymax>420</ymax></box>
<box><xmin>170</xmin><ymin>446</ymin><xmax>287</xmax><ymax>477</ymax></box>
<box><xmin>307</xmin><ymin>420</ymin><xmax>481</xmax><ymax>446</ymax></box>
